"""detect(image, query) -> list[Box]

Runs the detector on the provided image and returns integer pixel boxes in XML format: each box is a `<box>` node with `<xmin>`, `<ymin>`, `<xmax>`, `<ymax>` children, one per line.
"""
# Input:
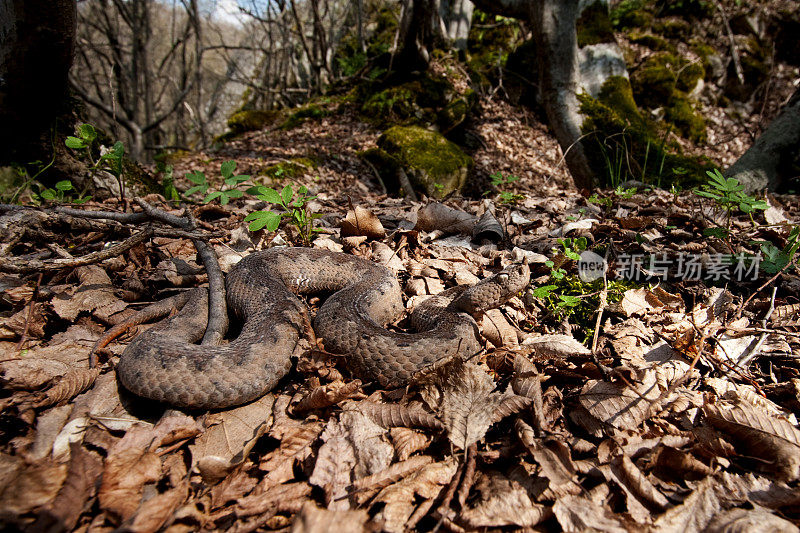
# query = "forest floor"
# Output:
<box><xmin>2</xmin><ymin>88</ymin><xmax>800</xmax><ymax>531</ymax></box>
<box><xmin>3</xmin><ymin>1</ymin><xmax>800</xmax><ymax>526</ymax></box>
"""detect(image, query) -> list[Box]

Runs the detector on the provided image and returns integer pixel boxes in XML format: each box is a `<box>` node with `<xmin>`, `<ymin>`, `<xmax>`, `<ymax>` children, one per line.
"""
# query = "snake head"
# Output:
<box><xmin>454</xmin><ymin>259</ymin><xmax>531</xmax><ymax>315</ymax></box>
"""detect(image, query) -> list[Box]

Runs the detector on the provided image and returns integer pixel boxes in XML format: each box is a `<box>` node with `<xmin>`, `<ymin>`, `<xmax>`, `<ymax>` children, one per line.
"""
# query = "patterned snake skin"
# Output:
<box><xmin>116</xmin><ymin>248</ymin><xmax>530</xmax><ymax>409</ymax></box>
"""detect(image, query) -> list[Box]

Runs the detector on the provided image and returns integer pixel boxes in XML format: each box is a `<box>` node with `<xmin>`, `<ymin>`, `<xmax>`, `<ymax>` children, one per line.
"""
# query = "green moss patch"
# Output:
<box><xmin>259</xmin><ymin>157</ymin><xmax>317</xmax><ymax>182</ymax></box>
<box><xmin>372</xmin><ymin>126</ymin><xmax>473</xmax><ymax>198</ymax></box>
<box><xmin>579</xmin><ymin>76</ymin><xmax>712</xmax><ymax>187</ymax></box>
<box><xmin>280</xmin><ymin>104</ymin><xmax>331</xmax><ymax>130</ymax></box>
<box><xmin>610</xmin><ymin>0</ymin><xmax>653</xmax><ymax>30</ymax></box>
<box><xmin>227</xmin><ymin>110</ymin><xmax>280</xmax><ymax>134</ymax></box>
<box><xmin>577</xmin><ymin>1</ymin><xmax>616</xmax><ymax>47</ymax></box>
<box><xmin>629</xmin><ymin>31</ymin><xmax>675</xmax><ymax>53</ymax></box>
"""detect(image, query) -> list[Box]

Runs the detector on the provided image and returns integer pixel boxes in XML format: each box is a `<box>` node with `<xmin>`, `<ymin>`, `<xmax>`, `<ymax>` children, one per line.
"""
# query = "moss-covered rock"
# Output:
<box><xmin>629</xmin><ymin>31</ymin><xmax>675</xmax><ymax>53</ymax></box>
<box><xmin>630</xmin><ymin>53</ymin><xmax>678</xmax><ymax>109</ymax></box>
<box><xmin>610</xmin><ymin>0</ymin><xmax>653</xmax><ymax>30</ymax></box>
<box><xmin>579</xmin><ymin>76</ymin><xmax>712</xmax><ymax>186</ymax></box>
<box><xmin>437</xmin><ymin>90</ymin><xmax>476</xmax><ymax>133</ymax></box>
<box><xmin>631</xmin><ymin>52</ymin><xmax>704</xmax><ymax>109</ymax></box>
<box><xmin>374</xmin><ymin>126</ymin><xmax>472</xmax><ymax>198</ymax></box>
<box><xmin>280</xmin><ymin>104</ymin><xmax>331</xmax><ymax>130</ymax></box>
<box><xmin>359</xmin><ymin>76</ymin><xmax>452</xmax><ymax>127</ymax></box>
<box><xmin>259</xmin><ymin>157</ymin><xmax>317</xmax><ymax>182</ymax></box>
<box><xmin>227</xmin><ymin>109</ymin><xmax>280</xmax><ymax>134</ymax></box>
<box><xmin>652</xmin><ymin>18</ymin><xmax>692</xmax><ymax>39</ymax></box>
<box><xmin>665</xmin><ymin>91</ymin><xmax>706</xmax><ymax>142</ymax></box>
<box><xmin>577</xmin><ymin>1</ymin><xmax>616</xmax><ymax>47</ymax></box>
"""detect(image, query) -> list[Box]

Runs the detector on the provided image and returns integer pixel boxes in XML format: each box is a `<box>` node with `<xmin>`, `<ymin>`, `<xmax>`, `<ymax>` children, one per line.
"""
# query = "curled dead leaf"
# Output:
<box><xmin>340</xmin><ymin>206</ymin><xmax>385</xmax><ymax>240</ymax></box>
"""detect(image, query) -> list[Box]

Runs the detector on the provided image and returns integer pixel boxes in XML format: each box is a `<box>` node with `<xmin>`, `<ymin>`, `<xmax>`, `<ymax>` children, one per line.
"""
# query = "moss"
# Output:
<box><xmin>652</xmin><ymin>18</ymin><xmax>691</xmax><ymax>39</ymax></box>
<box><xmin>467</xmin><ymin>9</ymin><xmax>522</xmax><ymax>91</ymax></box>
<box><xmin>579</xmin><ymin>76</ymin><xmax>712</xmax><ymax>187</ymax></box>
<box><xmin>665</xmin><ymin>91</ymin><xmax>706</xmax><ymax>142</ymax></box>
<box><xmin>280</xmin><ymin>104</ymin><xmax>330</xmax><ymax>130</ymax></box>
<box><xmin>359</xmin><ymin>75</ymin><xmax>452</xmax><ymax>127</ymax></box>
<box><xmin>227</xmin><ymin>109</ymin><xmax>279</xmax><ymax>134</ymax></box>
<box><xmin>631</xmin><ymin>53</ymin><xmax>679</xmax><ymax>109</ymax></box>
<box><xmin>577</xmin><ymin>1</ymin><xmax>616</xmax><ymax>47</ymax></box>
<box><xmin>610</xmin><ymin>0</ymin><xmax>653</xmax><ymax>30</ymax></box>
<box><xmin>629</xmin><ymin>31</ymin><xmax>675</xmax><ymax>53</ymax></box>
<box><xmin>723</xmin><ymin>37</ymin><xmax>770</xmax><ymax>102</ymax></box>
<box><xmin>690</xmin><ymin>41</ymin><xmax>717</xmax><ymax>77</ymax></box>
<box><xmin>376</xmin><ymin>126</ymin><xmax>473</xmax><ymax>198</ymax></box>
<box><xmin>657</xmin><ymin>0</ymin><xmax>713</xmax><ymax>19</ymax></box>
<box><xmin>676</xmin><ymin>61</ymin><xmax>704</xmax><ymax>93</ymax></box>
<box><xmin>259</xmin><ymin>157</ymin><xmax>317</xmax><ymax>181</ymax></box>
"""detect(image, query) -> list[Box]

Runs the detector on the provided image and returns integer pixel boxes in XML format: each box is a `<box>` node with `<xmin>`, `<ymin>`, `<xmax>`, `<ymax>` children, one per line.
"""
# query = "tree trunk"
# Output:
<box><xmin>395</xmin><ymin>0</ymin><xmax>445</xmax><ymax>75</ymax></box>
<box><xmin>440</xmin><ymin>0</ymin><xmax>474</xmax><ymax>51</ymax></box>
<box><xmin>471</xmin><ymin>0</ymin><xmax>596</xmax><ymax>190</ymax></box>
<box><xmin>726</xmin><ymin>89</ymin><xmax>800</xmax><ymax>193</ymax></box>
<box><xmin>0</xmin><ymin>0</ymin><xmax>76</xmax><ymax>162</ymax></box>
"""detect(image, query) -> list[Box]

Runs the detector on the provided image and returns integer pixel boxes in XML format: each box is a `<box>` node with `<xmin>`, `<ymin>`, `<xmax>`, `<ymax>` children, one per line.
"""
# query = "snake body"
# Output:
<box><xmin>116</xmin><ymin>248</ymin><xmax>530</xmax><ymax>409</ymax></box>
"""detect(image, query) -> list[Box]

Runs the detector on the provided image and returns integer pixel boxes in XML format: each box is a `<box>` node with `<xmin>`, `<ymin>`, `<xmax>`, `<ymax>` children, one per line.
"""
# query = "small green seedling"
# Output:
<box><xmin>39</xmin><ymin>180</ymin><xmax>91</xmax><ymax>204</ymax></box>
<box><xmin>185</xmin><ymin>160</ymin><xmax>251</xmax><ymax>205</ymax></box>
<box><xmin>65</xmin><ymin>123</ymin><xmax>127</xmax><ymax>201</ymax></box>
<box><xmin>694</xmin><ymin>169</ymin><xmax>768</xmax><ymax>238</ymax></box>
<box><xmin>485</xmin><ymin>172</ymin><xmax>525</xmax><ymax>205</ymax></box>
<box><xmin>244</xmin><ymin>183</ymin><xmax>323</xmax><ymax>245</ymax></box>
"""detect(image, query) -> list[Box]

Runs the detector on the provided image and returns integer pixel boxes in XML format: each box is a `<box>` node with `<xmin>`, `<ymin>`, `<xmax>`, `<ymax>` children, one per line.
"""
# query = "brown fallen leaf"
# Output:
<box><xmin>0</xmin><ymin>454</ymin><xmax>68</xmax><ymax>516</ymax></box>
<box><xmin>460</xmin><ymin>471</ymin><xmax>550</xmax><ymax>528</ymax></box>
<box><xmin>35</xmin><ymin>367</ymin><xmax>101</xmax><ymax>408</ymax></box>
<box><xmin>258</xmin><ymin>420</ymin><xmax>324</xmax><ymax>487</ymax></box>
<box><xmin>705</xmin><ymin>507</ymin><xmax>800</xmax><ymax>533</ymax></box>
<box><xmin>340</xmin><ymin>206</ymin><xmax>385</xmax><ymax>240</ymax></box>
<box><xmin>389</xmin><ymin>427</ymin><xmax>431</xmax><ymax>461</ymax></box>
<box><xmin>422</xmin><ymin>359</ymin><xmax>506</xmax><ymax>450</ymax></box>
<box><xmin>292</xmin><ymin>380</ymin><xmax>361</xmax><ymax>414</ymax></box>
<box><xmin>309</xmin><ymin>417</ymin><xmax>357</xmax><ymax>510</ymax></box>
<box><xmin>190</xmin><ymin>394</ymin><xmax>274</xmax><ymax>483</ymax></box>
<box><xmin>602</xmin><ymin>450</ymin><xmax>670</xmax><ymax>523</ymax></box>
<box><xmin>357</xmin><ymin>400</ymin><xmax>443</xmax><ymax>430</ymax></box>
<box><xmin>516</xmin><ymin>420</ymin><xmax>581</xmax><ymax>498</ymax></box>
<box><xmin>30</xmin><ymin>443</ymin><xmax>103</xmax><ymax>532</ymax></box>
<box><xmin>552</xmin><ymin>493</ymin><xmax>629</xmax><ymax>533</ymax></box>
<box><xmin>98</xmin><ymin>425</ymin><xmax>163</xmax><ymax>521</ymax></box>
<box><xmin>415</xmin><ymin>202</ymin><xmax>476</xmax><ymax>235</ymax></box>
<box><xmin>128</xmin><ymin>481</ymin><xmax>189</xmax><ymax>533</ymax></box>
<box><xmin>653</xmin><ymin>475</ymin><xmax>722</xmax><ymax>532</ymax></box>
<box><xmin>704</xmin><ymin>401</ymin><xmax>800</xmax><ymax>481</ymax></box>
<box><xmin>51</xmin><ymin>265</ymin><xmax>127</xmax><ymax>322</ymax></box>
<box><xmin>290</xmin><ymin>502</ymin><xmax>370</xmax><ymax>533</ymax></box>
<box><xmin>578</xmin><ymin>368</ymin><xmax>660</xmax><ymax>431</ymax></box>
<box><xmin>370</xmin><ymin>458</ymin><xmax>457</xmax><ymax>533</ymax></box>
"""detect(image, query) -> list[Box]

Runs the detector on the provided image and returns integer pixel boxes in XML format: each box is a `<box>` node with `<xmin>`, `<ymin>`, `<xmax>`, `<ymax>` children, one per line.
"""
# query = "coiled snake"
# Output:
<box><xmin>116</xmin><ymin>247</ymin><xmax>530</xmax><ymax>409</ymax></box>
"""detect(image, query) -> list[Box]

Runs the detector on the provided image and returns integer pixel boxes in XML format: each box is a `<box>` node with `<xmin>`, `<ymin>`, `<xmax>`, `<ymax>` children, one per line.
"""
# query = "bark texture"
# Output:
<box><xmin>726</xmin><ymin>89</ymin><xmax>800</xmax><ymax>192</ymax></box>
<box><xmin>0</xmin><ymin>0</ymin><xmax>76</xmax><ymax>160</ymax></box>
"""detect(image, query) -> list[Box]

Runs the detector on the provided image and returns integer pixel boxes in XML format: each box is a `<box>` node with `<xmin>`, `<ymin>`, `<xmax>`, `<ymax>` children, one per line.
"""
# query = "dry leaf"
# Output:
<box><xmin>552</xmin><ymin>493</ymin><xmax>629</xmax><ymax>533</ymax></box>
<box><xmin>98</xmin><ymin>425</ymin><xmax>163</xmax><ymax>520</ymax></box>
<box><xmin>36</xmin><ymin>368</ymin><xmax>100</xmax><ymax>408</ymax></box>
<box><xmin>0</xmin><ymin>454</ymin><xmax>67</xmax><ymax>515</ymax></box>
<box><xmin>51</xmin><ymin>265</ymin><xmax>127</xmax><ymax>322</ymax></box>
<box><xmin>291</xmin><ymin>502</ymin><xmax>370</xmax><ymax>533</ymax></box>
<box><xmin>357</xmin><ymin>401</ymin><xmax>443</xmax><ymax>430</ymax></box>
<box><xmin>517</xmin><ymin>420</ymin><xmax>580</xmax><ymax>497</ymax></box>
<box><xmin>704</xmin><ymin>402</ymin><xmax>800</xmax><ymax>481</ymax></box>
<box><xmin>389</xmin><ymin>427</ymin><xmax>431</xmax><ymax>461</ymax></box>
<box><xmin>371</xmin><ymin>458</ymin><xmax>457</xmax><ymax>533</ymax></box>
<box><xmin>293</xmin><ymin>380</ymin><xmax>361</xmax><ymax>414</ymax></box>
<box><xmin>309</xmin><ymin>417</ymin><xmax>357</xmax><ymax>509</ymax></box>
<box><xmin>706</xmin><ymin>507</ymin><xmax>799</xmax><ymax>533</ymax></box>
<box><xmin>258</xmin><ymin>420</ymin><xmax>324</xmax><ymax>487</ymax></box>
<box><xmin>129</xmin><ymin>482</ymin><xmax>189</xmax><ymax>533</ymax></box>
<box><xmin>460</xmin><ymin>471</ymin><xmax>550</xmax><ymax>528</ymax></box>
<box><xmin>653</xmin><ymin>475</ymin><xmax>722</xmax><ymax>532</ymax></box>
<box><xmin>190</xmin><ymin>394</ymin><xmax>274</xmax><ymax>482</ymax></box>
<box><xmin>578</xmin><ymin>368</ymin><xmax>660</xmax><ymax>431</ymax></box>
<box><xmin>603</xmin><ymin>452</ymin><xmax>670</xmax><ymax>523</ymax></box>
<box><xmin>432</xmin><ymin>360</ymin><xmax>506</xmax><ymax>449</ymax></box>
<box><xmin>340</xmin><ymin>206</ymin><xmax>385</xmax><ymax>239</ymax></box>
<box><xmin>415</xmin><ymin>202</ymin><xmax>476</xmax><ymax>235</ymax></box>
<box><xmin>31</xmin><ymin>443</ymin><xmax>103</xmax><ymax>531</ymax></box>
<box><xmin>522</xmin><ymin>334</ymin><xmax>591</xmax><ymax>358</ymax></box>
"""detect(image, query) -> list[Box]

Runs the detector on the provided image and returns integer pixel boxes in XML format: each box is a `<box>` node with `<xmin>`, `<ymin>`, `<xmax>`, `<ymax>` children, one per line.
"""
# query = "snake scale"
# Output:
<box><xmin>116</xmin><ymin>247</ymin><xmax>530</xmax><ymax>409</ymax></box>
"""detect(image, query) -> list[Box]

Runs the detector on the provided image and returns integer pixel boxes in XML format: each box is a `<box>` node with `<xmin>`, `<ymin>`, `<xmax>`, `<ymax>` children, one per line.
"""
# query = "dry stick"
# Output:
<box><xmin>734</xmin><ymin>259</ymin><xmax>794</xmax><ymax>320</ymax></box>
<box><xmin>55</xmin><ymin>205</ymin><xmax>149</xmax><ymax>224</ymax></box>
<box><xmin>15</xmin><ymin>273</ymin><xmax>43</xmax><ymax>352</ymax></box>
<box><xmin>0</xmin><ymin>227</ymin><xmax>154</xmax><ymax>274</ymax></box>
<box><xmin>134</xmin><ymin>198</ymin><xmax>227</xmax><ymax>345</ymax></box>
<box><xmin>455</xmin><ymin>443</ymin><xmax>478</xmax><ymax>509</ymax></box>
<box><xmin>714</xmin><ymin>0</ymin><xmax>745</xmax><ymax>85</ymax></box>
<box><xmin>735</xmin><ymin>286</ymin><xmax>777</xmax><ymax>370</ymax></box>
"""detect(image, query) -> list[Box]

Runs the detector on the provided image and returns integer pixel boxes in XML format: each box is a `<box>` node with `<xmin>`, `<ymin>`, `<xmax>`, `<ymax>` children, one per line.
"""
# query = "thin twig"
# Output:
<box><xmin>0</xmin><ymin>227</ymin><xmax>154</xmax><ymax>273</ymax></box>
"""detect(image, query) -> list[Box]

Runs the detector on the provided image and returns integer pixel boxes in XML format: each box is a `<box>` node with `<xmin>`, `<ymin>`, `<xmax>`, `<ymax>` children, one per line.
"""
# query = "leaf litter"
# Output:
<box><xmin>1</xmin><ymin>109</ymin><xmax>800</xmax><ymax>532</ymax></box>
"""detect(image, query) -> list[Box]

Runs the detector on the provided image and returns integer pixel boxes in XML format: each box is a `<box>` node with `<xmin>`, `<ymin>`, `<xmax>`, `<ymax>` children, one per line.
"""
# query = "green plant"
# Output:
<box><xmin>185</xmin><ymin>160</ymin><xmax>251</xmax><ymax>205</ymax></box>
<box><xmin>756</xmin><ymin>225</ymin><xmax>800</xmax><ymax>274</ymax></box>
<box><xmin>157</xmin><ymin>162</ymin><xmax>180</xmax><ymax>204</ymax></box>
<box><xmin>693</xmin><ymin>169</ymin><xmax>768</xmax><ymax>238</ymax></box>
<box><xmin>66</xmin><ymin>123</ymin><xmax>127</xmax><ymax>201</ymax></box>
<box><xmin>39</xmin><ymin>180</ymin><xmax>91</xmax><ymax>204</ymax></box>
<box><xmin>244</xmin><ymin>183</ymin><xmax>323</xmax><ymax>245</ymax></box>
<box><xmin>485</xmin><ymin>172</ymin><xmax>525</xmax><ymax>205</ymax></box>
